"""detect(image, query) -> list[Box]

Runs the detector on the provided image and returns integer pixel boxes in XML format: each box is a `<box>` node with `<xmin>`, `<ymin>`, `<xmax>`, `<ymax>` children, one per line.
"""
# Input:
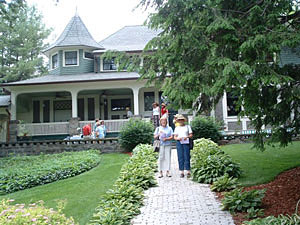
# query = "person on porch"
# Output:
<box><xmin>161</xmin><ymin>103</ymin><xmax>168</xmax><ymax>119</ymax></box>
<box><xmin>126</xmin><ymin>107</ymin><xmax>133</xmax><ymax>119</ymax></box>
<box><xmin>100</xmin><ymin>120</ymin><xmax>107</xmax><ymax>137</ymax></box>
<box><xmin>152</xmin><ymin>102</ymin><xmax>160</xmax><ymax>128</ymax></box>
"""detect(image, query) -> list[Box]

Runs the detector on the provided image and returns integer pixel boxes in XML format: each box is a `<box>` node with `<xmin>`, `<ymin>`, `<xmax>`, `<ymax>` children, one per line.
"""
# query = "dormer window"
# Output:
<box><xmin>103</xmin><ymin>57</ymin><xmax>117</xmax><ymax>71</ymax></box>
<box><xmin>64</xmin><ymin>50</ymin><xmax>78</xmax><ymax>66</ymax></box>
<box><xmin>51</xmin><ymin>53</ymin><xmax>58</xmax><ymax>69</ymax></box>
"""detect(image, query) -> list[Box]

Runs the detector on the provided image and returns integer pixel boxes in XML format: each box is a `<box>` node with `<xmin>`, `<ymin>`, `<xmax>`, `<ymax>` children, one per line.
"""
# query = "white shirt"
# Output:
<box><xmin>174</xmin><ymin>125</ymin><xmax>192</xmax><ymax>139</ymax></box>
<box><xmin>153</xmin><ymin>106</ymin><xmax>160</xmax><ymax>116</ymax></box>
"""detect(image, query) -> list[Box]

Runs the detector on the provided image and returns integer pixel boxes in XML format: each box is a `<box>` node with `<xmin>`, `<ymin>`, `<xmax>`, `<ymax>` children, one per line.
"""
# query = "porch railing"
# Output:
<box><xmin>18</xmin><ymin>122</ymin><xmax>69</xmax><ymax>136</ymax></box>
<box><xmin>79</xmin><ymin>119</ymin><xmax>130</xmax><ymax>133</ymax></box>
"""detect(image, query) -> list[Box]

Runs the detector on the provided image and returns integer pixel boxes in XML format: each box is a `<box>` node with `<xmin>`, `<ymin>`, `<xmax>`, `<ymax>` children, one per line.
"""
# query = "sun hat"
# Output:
<box><xmin>161</xmin><ymin>103</ymin><xmax>166</xmax><ymax>107</ymax></box>
<box><xmin>176</xmin><ymin>114</ymin><xmax>187</xmax><ymax>121</ymax></box>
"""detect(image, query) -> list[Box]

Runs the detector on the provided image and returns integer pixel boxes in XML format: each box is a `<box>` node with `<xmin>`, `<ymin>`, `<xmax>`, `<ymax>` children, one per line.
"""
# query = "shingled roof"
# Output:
<box><xmin>97</xmin><ymin>25</ymin><xmax>161</xmax><ymax>52</ymax></box>
<box><xmin>44</xmin><ymin>15</ymin><xmax>103</xmax><ymax>54</ymax></box>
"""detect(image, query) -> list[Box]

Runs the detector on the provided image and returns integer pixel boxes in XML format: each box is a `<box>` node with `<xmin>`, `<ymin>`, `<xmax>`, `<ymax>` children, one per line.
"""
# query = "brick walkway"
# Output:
<box><xmin>131</xmin><ymin>149</ymin><xmax>235</xmax><ymax>225</ymax></box>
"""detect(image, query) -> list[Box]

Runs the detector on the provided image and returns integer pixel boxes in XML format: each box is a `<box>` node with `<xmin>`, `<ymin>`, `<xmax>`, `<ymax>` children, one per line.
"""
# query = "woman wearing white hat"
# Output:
<box><xmin>173</xmin><ymin>115</ymin><xmax>193</xmax><ymax>178</ymax></box>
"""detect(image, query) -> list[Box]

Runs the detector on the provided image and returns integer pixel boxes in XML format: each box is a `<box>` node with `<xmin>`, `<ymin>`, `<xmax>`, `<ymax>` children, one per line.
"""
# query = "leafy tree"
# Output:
<box><xmin>130</xmin><ymin>0</ymin><xmax>300</xmax><ymax>149</ymax></box>
<box><xmin>0</xmin><ymin>0</ymin><xmax>51</xmax><ymax>83</ymax></box>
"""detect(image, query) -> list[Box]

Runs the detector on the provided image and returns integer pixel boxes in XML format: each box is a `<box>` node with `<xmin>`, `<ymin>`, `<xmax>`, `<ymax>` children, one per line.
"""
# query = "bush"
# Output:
<box><xmin>0</xmin><ymin>199</ymin><xmax>77</xmax><ymax>225</ymax></box>
<box><xmin>210</xmin><ymin>174</ymin><xmax>239</xmax><ymax>192</ymax></box>
<box><xmin>0</xmin><ymin>150</ymin><xmax>101</xmax><ymax>194</ymax></box>
<box><xmin>191</xmin><ymin>138</ymin><xmax>241</xmax><ymax>184</ymax></box>
<box><xmin>90</xmin><ymin>144</ymin><xmax>157</xmax><ymax>225</ymax></box>
<box><xmin>243</xmin><ymin>214</ymin><xmax>300</xmax><ymax>224</ymax></box>
<box><xmin>191</xmin><ymin>116</ymin><xmax>222</xmax><ymax>143</ymax></box>
<box><xmin>221</xmin><ymin>188</ymin><xmax>266</xmax><ymax>213</ymax></box>
<box><xmin>119</xmin><ymin>119</ymin><xmax>154</xmax><ymax>152</ymax></box>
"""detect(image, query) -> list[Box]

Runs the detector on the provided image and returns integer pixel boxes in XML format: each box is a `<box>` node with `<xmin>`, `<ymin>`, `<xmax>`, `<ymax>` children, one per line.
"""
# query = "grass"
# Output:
<box><xmin>221</xmin><ymin>141</ymin><xmax>300</xmax><ymax>186</ymax></box>
<box><xmin>0</xmin><ymin>153</ymin><xmax>129</xmax><ymax>225</ymax></box>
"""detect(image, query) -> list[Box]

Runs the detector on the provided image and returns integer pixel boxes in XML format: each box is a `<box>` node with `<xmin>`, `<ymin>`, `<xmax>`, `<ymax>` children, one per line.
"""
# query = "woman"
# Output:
<box><xmin>99</xmin><ymin>120</ymin><xmax>107</xmax><ymax>137</ymax></box>
<box><xmin>154</xmin><ymin>117</ymin><xmax>174</xmax><ymax>178</ymax></box>
<box><xmin>174</xmin><ymin>115</ymin><xmax>193</xmax><ymax>178</ymax></box>
<box><xmin>152</xmin><ymin>102</ymin><xmax>160</xmax><ymax>128</ymax></box>
<box><xmin>161</xmin><ymin>103</ymin><xmax>168</xmax><ymax>119</ymax></box>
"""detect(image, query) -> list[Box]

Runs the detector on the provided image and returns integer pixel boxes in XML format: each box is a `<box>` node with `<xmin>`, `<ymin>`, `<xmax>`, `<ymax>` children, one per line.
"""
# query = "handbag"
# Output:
<box><xmin>186</xmin><ymin>125</ymin><xmax>193</xmax><ymax>149</ymax></box>
<box><xmin>153</xmin><ymin>139</ymin><xmax>160</xmax><ymax>152</ymax></box>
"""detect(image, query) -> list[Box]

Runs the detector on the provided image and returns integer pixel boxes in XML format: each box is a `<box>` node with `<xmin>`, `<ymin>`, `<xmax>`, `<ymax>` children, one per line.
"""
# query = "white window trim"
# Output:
<box><xmin>83</xmin><ymin>51</ymin><xmax>94</xmax><ymax>60</ymax></box>
<box><xmin>50</xmin><ymin>52</ymin><xmax>58</xmax><ymax>70</ymax></box>
<box><xmin>63</xmin><ymin>50</ymin><xmax>79</xmax><ymax>67</ymax></box>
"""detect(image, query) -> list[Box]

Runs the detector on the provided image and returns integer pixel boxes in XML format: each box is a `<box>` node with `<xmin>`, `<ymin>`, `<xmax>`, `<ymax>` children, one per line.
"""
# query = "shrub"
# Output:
<box><xmin>90</xmin><ymin>144</ymin><xmax>157</xmax><ymax>225</ymax></box>
<box><xmin>0</xmin><ymin>199</ymin><xmax>77</xmax><ymax>225</ymax></box>
<box><xmin>243</xmin><ymin>214</ymin><xmax>300</xmax><ymax>224</ymax></box>
<box><xmin>221</xmin><ymin>188</ymin><xmax>266</xmax><ymax>213</ymax></box>
<box><xmin>210</xmin><ymin>174</ymin><xmax>239</xmax><ymax>192</ymax></box>
<box><xmin>191</xmin><ymin>116</ymin><xmax>222</xmax><ymax>143</ymax></box>
<box><xmin>0</xmin><ymin>150</ymin><xmax>101</xmax><ymax>194</ymax></box>
<box><xmin>191</xmin><ymin>138</ymin><xmax>241</xmax><ymax>184</ymax></box>
<box><xmin>119</xmin><ymin>119</ymin><xmax>154</xmax><ymax>152</ymax></box>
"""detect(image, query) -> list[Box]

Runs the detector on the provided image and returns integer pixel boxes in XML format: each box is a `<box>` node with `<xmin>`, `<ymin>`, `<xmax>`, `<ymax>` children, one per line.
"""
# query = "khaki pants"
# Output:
<box><xmin>158</xmin><ymin>145</ymin><xmax>172</xmax><ymax>171</ymax></box>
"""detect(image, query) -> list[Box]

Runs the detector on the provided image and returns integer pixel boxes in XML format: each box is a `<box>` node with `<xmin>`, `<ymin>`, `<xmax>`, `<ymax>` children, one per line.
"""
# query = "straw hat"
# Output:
<box><xmin>176</xmin><ymin>114</ymin><xmax>187</xmax><ymax>121</ymax></box>
<box><xmin>161</xmin><ymin>103</ymin><xmax>166</xmax><ymax>107</ymax></box>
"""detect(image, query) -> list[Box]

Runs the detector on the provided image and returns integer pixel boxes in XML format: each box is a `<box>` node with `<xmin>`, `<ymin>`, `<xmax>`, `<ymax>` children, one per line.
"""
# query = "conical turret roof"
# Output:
<box><xmin>44</xmin><ymin>15</ymin><xmax>103</xmax><ymax>54</ymax></box>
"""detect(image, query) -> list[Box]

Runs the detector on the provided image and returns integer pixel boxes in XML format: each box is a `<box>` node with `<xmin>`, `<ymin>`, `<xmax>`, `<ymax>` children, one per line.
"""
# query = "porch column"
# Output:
<box><xmin>71</xmin><ymin>90</ymin><xmax>78</xmax><ymax>118</ymax></box>
<box><xmin>132</xmin><ymin>87</ymin><xmax>140</xmax><ymax>115</ymax></box>
<box><xmin>10</xmin><ymin>92</ymin><xmax>17</xmax><ymax>120</ymax></box>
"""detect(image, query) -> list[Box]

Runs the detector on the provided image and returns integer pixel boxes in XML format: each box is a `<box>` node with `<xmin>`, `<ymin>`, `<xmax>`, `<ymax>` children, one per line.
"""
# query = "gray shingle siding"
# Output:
<box><xmin>280</xmin><ymin>47</ymin><xmax>300</xmax><ymax>66</ymax></box>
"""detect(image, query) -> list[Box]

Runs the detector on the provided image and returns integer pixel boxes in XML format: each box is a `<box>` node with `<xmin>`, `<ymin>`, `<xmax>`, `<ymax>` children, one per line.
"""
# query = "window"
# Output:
<box><xmin>84</xmin><ymin>52</ymin><xmax>93</xmax><ymax>60</ymax></box>
<box><xmin>144</xmin><ymin>92</ymin><xmax>155</xmax><ymax>111</ymax></box>
<box><xmin>111</xmin><ymin>99</ymin><xmax>131</xmax><ymax>111</ymax></box>
<box><xmin>103</xmin><ymin>57</ymin><xmax>117</xmax><ymax>70</ymax></box>
<box><xmin>227</xmin><ymin>93</ymin><xmax>241</xmax><ymax>116</ymax></box>
<box><xmin>64</xmin><ymin>51</ymin><xmax>78</xmax><ymax>66</ymax></box>
<box><xmin>51</xmin><ymin>54</ymin><xmax>58</xmax><ymax>69</ymax></box>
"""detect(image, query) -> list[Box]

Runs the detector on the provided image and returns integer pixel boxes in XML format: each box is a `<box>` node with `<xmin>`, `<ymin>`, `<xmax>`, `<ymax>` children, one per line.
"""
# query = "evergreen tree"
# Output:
<box><xmin>0</xmin><ymin>0</ymin><xmax>51</xmax><ymax>83</ymax></box>
<box><xmin>134</xmin><ymin>0</ymin><xmax>300</xmax><ymax>149</ymax></box>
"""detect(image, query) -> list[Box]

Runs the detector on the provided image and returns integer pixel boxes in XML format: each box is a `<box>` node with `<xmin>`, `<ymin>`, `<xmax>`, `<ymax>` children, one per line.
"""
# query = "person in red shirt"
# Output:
<box><xmin>161</xmin><ymin>103</ymin><xmax>168</xmax><ymax>119</ymax></box>
<box><xmin>82</xmin><ymin>123</ymin><xmax>92</xmax><ymax>136</ymax></box>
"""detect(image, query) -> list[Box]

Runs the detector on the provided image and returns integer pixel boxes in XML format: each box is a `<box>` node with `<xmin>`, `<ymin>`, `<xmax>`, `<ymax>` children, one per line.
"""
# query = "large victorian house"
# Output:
<box><xmin>0</xmin><ymin>15</ymin><xmax>299</xmax><ymax>142</ymax></box>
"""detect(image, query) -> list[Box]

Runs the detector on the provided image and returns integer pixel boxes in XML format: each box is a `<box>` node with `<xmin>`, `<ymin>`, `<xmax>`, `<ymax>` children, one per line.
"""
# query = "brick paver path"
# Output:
<box><xmin>131</xmin><ymin>149</ymin><xmax>235</xmax><ymax>225</ymax></box>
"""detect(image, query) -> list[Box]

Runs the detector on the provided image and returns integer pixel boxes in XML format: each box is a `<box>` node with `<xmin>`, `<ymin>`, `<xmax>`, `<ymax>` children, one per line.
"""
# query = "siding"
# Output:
<box><xmin>280</xmin><ymin>47</ymin><xmax>300</xmax><ymax>66</ymax></box>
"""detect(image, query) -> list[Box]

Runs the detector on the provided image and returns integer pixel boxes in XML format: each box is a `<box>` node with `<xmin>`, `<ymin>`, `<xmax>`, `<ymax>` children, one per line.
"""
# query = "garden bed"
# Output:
<box><xmin>0</xmin><ymin>150</ymin><xmax>101</xmax><ymax>194</ymax></box>
<box><xmin>216</xmin><ymin>166</ymin><xmax>300</xmax><ymax>225</ymax></box>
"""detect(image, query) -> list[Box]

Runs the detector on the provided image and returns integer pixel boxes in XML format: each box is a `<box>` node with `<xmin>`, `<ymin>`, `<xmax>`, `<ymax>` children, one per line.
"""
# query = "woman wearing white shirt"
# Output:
<box><xmin>152</xmin><ymin>102</ymin><xmax>160</xmax><ymax>128</ymax></box>
<box><xmin>173</xmin><ymin>115</ymin><xmax>193</xmax><ymax>178</ymax></box>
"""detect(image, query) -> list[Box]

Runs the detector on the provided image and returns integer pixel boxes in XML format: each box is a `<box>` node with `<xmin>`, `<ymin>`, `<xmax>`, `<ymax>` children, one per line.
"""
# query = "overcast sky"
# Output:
<box><xmin>26</xmin><ymin>0</ymin><xmax>153</xmax><ymax>44</ymax></box>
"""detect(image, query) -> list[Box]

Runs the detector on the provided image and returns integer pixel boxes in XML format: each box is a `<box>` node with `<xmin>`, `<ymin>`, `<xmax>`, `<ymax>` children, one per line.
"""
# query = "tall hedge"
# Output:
<box><xmin>119</xmin><ymin>119</ymin><xmax>154</xmax><ymax>152</ymax></box>
<box><xmin>191</xmin><ymin>116</ymin><xmax>222</xmax><ymax>143</ymax></box>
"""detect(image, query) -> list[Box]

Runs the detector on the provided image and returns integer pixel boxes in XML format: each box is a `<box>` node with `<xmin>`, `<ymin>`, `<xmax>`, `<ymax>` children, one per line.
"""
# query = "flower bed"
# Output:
<box><xmin>0</xmin><ymin>150</ymin><xmax>101</xmax><ymax>194</ymax></box>
<box><xmin>90</xmin><ymin>144</ymin><xmax>157</xmax><ymax>225</ymax></box>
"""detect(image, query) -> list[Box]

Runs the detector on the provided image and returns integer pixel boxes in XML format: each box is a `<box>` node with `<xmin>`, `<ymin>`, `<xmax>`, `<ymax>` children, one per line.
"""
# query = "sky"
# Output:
<box><xmin>26</xmin><ymin>0</ymin><xmax>153</xmax><ymax>44</ymax></box>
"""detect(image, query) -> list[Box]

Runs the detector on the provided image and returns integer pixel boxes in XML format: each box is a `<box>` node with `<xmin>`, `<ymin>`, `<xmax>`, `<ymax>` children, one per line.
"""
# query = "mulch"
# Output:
<box><xmin>216</xmin><ymin>166</ymin><xmax>300</xmax><ymax>225</ymax></box>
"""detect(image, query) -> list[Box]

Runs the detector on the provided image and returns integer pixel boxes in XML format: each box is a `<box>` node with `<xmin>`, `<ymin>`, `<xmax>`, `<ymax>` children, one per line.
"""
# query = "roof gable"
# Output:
<box><xmin>44</xmin><ymin>15</ymin><xmax>103</xmax><ymax>54</ymax></box>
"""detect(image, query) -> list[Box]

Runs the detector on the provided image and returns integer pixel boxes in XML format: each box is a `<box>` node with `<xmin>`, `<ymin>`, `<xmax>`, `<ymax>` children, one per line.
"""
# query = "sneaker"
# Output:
<box><xmin>180</xmin><ymin>173</ymin><xmax>184</xmax><ymax>178</ymax></box>
<box><xmin>187</xmin><ymin>173</ymin><xmax>191</xmax><ymax>178</ymax></box>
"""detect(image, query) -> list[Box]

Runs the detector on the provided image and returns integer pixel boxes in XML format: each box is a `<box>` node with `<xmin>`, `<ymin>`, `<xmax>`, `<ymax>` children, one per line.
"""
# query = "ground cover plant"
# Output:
<box><xmin>0</xmin><ymin>153</ymin><xmax>128</xmax><ymax>225</ymax></box>
<box><xmin>191</xmin><ymin>138</ymin><xmax>241</xmax><ymax>184</ymax></box>
<box><xmin>0</xmin><ymin>199</ymin><xmax>77</xmax><ymax>224</ymax></box>
<box><xmin>0</xmin><ymin>150</ymin><xmax>101</xmax><ymax>194</ymax></box>
<box><xmin>210</xmin><ymin>174</ymin><xmax>239</xmax><ymax>192</ymax></box>
<box><xmin>119</xmin><ymin>119</ymin><xmax>154</xmax><ymax>152</ymax></box>
<box><xmin>90</xmin><ymin>144</ymin><xmax>157</xmax><ymax>225</ymax></box>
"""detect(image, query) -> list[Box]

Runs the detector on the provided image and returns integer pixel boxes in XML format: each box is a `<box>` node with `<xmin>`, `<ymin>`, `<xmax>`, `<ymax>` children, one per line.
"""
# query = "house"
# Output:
<box><xmin>1</xmin><ymin>14</ymin><xmax>299</xmax><ymax>142</ymax></box>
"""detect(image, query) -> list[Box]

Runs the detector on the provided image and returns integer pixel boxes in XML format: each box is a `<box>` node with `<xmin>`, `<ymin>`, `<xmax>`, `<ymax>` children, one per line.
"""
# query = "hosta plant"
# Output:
<box><xmin>243</xmin><ymin>214</ymin><xmax>300</xmax><ymax>225</ymax></box>
<box><xmin>210</xmin><ymin>174</ymin><xmax>239</xmax><ymax>192</ymax></box>
<box><xmin>221</xmin><ymin>188</ymin><xmax>266</xmax><ymax>213</ymax></box>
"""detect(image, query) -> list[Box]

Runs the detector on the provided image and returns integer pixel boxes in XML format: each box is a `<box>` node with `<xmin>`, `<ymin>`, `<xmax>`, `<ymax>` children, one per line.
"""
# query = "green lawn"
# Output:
<box><xmin>0</xmin><ymin>153</ymin><xmax>129</xmax><ymax>225</ymax></box>
<box><xmin>222</xmin><ymin>141</ymin><xmax>300</xmax><ymax>186</ymax></box>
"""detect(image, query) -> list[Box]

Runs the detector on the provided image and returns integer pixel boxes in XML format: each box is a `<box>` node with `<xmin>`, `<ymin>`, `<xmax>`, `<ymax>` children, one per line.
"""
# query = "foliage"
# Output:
<box><xmin>210</xmin><ymin>174</ymin><xmax>239</xmax><ymax>192</ymax></box>
<box><xmin>191</xmin><ymin>138</ymin><xmax>241</xmax><ymax>184</ymax></box>
<box><xmin>245</xmin><ymin>207</ymin><xmax>264</xmax><ymax>219</ymax></box>
<box><xmin>135</xmin><ymin>0</ymin><xmax>300</xmax><ymax>149</ymax></box>
<box><xmin>222</xmin><ymin>142</ymin><xmax>300</xmax><ymax>186</ymax></box>
<box><xmin>0</xmin><ymin>0</ymin><xmax>50</xmax><ymax>83</ymax></box>
<box><xmin>221</xmin><ymin>188</ymin><xmax>266</xmax><ymax>213</ymax></box>
<box><xmin>0</xmin><ymin>153</ymin><xmax>128</xmax><ymax>225</ymax></box>
<box><xmin>243</xmin><ymin>214</ymin><xmax>300</xmax><ymax>225</ymax></box>
<box><xmin>119</xmin><ymin>119</ymin><xmax>154</xmax><ymax>152</ymax></box>
<box><xmin>0</xmin><ymin>150</ymin><xmax>101</xmax><ymax>194</ymax></box>
<box><xmin>90</xmin><ymin>144</ymin><xmax>157</xmax><ymax>225</ymax></box>
<box><xmin>191</xmin><ymin>116</ymin><xmax>222</xmax><ymax>143</ymax></box>
<box><xmin>0</xmin><ymin>199</ymin><xmax>77</xmax><ymax>225</ymax></box>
